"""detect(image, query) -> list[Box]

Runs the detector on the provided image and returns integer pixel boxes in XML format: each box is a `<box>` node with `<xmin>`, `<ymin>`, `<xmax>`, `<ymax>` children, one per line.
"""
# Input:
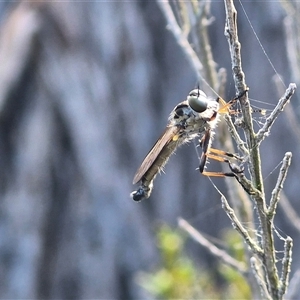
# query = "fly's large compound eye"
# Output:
<box><xmin>187</xmin><ymin>89</ymin><xmax>208</xmax><ymax>113</ymax></box>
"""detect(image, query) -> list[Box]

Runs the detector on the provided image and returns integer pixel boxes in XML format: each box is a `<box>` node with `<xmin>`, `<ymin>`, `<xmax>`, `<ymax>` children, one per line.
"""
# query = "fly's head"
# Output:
<box><xmin>170</xmin><ymin>89</ymin><xmax>219</xmax><ymax>128</ymax></box>
<box><xmin>188</xmin><ymin>89</ymin><xmax>219</xmax><ymax>119</ymax></box>
<box><xmin>188</xmin><ymin>89</ymin><xmax>209</xmax><ymax>113</ymax></box>
<box><xmin>170</xmin><ymin>89</ymin><xmax>209</xmax><ymax>126</ymax></box>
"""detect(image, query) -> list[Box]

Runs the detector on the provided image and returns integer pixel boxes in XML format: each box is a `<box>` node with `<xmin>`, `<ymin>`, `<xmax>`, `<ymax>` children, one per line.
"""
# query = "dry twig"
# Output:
<box><xmin>268</xmin><ymin>152</ymin><xmax>292</xmax><ymax>217</ymax></box>
<box><xmin>256</xmin><ymin>86</ymin><xmax>296</xmax><ymax>144</ymax></box>
<box><xmin>157</xmin><ymin>1</ymin><xmax>295</xmax><ymax>299</ymax></box>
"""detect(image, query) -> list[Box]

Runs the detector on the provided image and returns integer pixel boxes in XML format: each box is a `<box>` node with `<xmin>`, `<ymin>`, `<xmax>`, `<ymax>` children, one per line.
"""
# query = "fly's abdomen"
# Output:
<box><xmin>131</xmin><ymin>137</ymin><xmax>181</xmax><ymax>201</ymax></box>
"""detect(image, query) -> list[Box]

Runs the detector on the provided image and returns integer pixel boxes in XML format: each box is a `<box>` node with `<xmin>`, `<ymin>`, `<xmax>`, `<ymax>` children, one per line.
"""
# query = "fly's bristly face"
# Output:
<box><xmin>131</xmin><ymin>88</ymin><xmax>220</xmax><ymax>202</ymax></box>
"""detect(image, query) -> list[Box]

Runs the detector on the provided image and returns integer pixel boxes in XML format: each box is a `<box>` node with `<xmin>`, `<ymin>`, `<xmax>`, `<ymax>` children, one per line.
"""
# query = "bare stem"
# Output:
<box><xmin>256</xmin><ymin>84</ymin><xmax>297</xmax><ymax>144</ymax></box>
<box><xmin>223</xmin><ymin>0</ymin><xmax>264</xmax><ymax>193</ymax></box>
<box><xmin>209</xmin><ymin>179</ymin><xmax>263</xmax><ymax>257</ymax></box>
<box><xmin>268</xmin><ymin>152</ymin><xmax>292</xmax><ymax>217</ymax></box>
<box><xmin>158</xmin><ymin>1</ymin><xmax>295</xmax><ymax>299</ymax></box>
<box><xmin>156</xmin><ymin>1</ymin><xmax>206</xmax><ymax>89</ymax></box>
<box><xmin>278</xmin><ymin>237</ymin><xmax>293</xmax><ymax>298</ymax></box>
<box><xmin>223</xmin><ymin>1</ymin><xmax>294</xmax><ymax>299</ymax></box>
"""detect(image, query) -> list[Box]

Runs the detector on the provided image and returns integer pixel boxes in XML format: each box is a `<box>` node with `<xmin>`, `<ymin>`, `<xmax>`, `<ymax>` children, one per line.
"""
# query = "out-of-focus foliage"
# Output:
<box><xmin>138</xmin><ymin>225</ymin><xmax>250</xmax><ymax>299</ymax></box>
<box><xmin>218</xmin><ymin>229</ymin><xmax>251</xmax><ymax>299</ymax></box>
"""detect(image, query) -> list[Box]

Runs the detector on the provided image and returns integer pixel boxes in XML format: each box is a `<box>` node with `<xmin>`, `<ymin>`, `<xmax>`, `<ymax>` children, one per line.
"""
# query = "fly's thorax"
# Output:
<box><xmin>169</xmin><ymin>101</ymin><xmax>190</xmax><ymax>122</ymax></box>
<box><xmin>202</xmin><ymin>100</ymin><xmax>220</xmax><ymax>130</ymax></box>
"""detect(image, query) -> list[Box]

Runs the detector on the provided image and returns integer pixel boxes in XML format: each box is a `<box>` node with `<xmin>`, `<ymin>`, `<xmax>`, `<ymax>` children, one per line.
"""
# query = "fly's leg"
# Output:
<box><xmin>199</xmin><ymin>130</ymin><xmax>244</xmax><ymax>177</ymax></box>
<box><xmin>217</xmin><ymin>87</ymin><xmax>249</xmax><ymax>114</ymax></box>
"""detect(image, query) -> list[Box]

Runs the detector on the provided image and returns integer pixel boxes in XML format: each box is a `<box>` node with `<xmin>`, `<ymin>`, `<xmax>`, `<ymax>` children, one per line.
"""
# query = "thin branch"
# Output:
<box><xmin>278</xmin><ymin>236</ymin><xmax>293</xmax><ymax>299</ymax></box>
<box><xmin>233</xmin><ymin>172</ymin><xmax>263</xmax><ymax>198</ymax></box>
<box><xmin>217</xmin><ymin>68</ymin><xmax>248</xmax><ymax>155</ymax></box>
<box><xmin>176</xmin><ymin>1</ymin><xmax>191</xmax><ymax>36</ymax></box>
<box><xmin>250</xmin><ymin>257</ymin><xmax>272</xmax><ymax>300</ymax></box>
<box><xmin>220</xmin><ymin>194</ymin><xmax>264</xmax><ymax>257</ymax></box>
<box><xmin>256</xmin><ymin>84</ymin><xmax>297</xmax><ymax>144</ymax></box>
<box><xmin>274</xmin><ymin>74</ymin><xmax>300</xmax><ymax>144</ymax></box>
<box><xmin>224</xmin><ymin>113</ymin><xmax>249</xmax><ymax>156</ymax></box>
<box><xmin>223</xmin><ymin>1</ymin><xmax>283</xmax><ymax>298</ymax></box>
<box><xmin>223</xmin><ymin>0</ymin><xmax>251</xmax><ymax>125</ymax></box>
<box><xmin>159</xmin><ymin>2</ymin><xmax>295</xmax><ymax>299</ymax></box>
<box><xmin>223</xmin><ymin>0</ymin><xmax>264</xmax><ymax>194</ymax></box>
<box><xmin>209</xmin><ymin>178</ymin><xmax>263</xmax><ymax>257</ymax></box>
<box><xmin>268</xmin><ymin>152</ymin><xmax>292</xmax><ymax>218</ymax></box>
<box><xmin>223</xmin><ymin>0</ymin><xmax>247</xmax><ymax>93</ymax></box>
<box><xmin>217</xmin><ymin>69</ymin><xmax>255</xmax><ymax>240</ymax></box>
<box><xmin>178</xmin><ymin>218</ymin><xmax>247</xmax><ymax>274</ymax></box>
<box><xmin>156</xmin><ymin>1</ymin><xmax>206</xmax><ymax>89</ymax></box>
<box><xmin>191</xmin><ymin>1</ymin><xmax>218</xmax><ymax>90</ymax></box>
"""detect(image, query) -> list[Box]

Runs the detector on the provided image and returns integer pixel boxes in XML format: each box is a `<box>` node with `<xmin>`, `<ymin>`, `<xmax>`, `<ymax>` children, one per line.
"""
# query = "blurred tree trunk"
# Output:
<box><xmin>0</xmin><ymin>1</ymin><xmax>298</xmax><ymax>299</ymax></box>
<box><xmin>0</xmin><ymin>2</ymin><xmax>166</xmax><ymax>299</ymax></box>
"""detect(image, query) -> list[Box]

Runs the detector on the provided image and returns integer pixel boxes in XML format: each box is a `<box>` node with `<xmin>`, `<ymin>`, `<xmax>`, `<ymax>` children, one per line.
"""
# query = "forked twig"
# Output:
<box><xmin>223</xmin><ymin>1</ymin><xmax>295</xmax><ymax>298</ymax></box>
<box><xmin>157</xmin><ymin>1</ymin><xmax>295</xmax><ymax>299</ymax></box>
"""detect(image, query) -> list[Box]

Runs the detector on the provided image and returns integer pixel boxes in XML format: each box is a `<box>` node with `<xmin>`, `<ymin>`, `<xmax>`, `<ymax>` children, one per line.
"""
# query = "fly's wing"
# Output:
<box><xmin>133</xmin><ymin>125</ymin><xmax>180</xmax><ymax>184</ymax></box>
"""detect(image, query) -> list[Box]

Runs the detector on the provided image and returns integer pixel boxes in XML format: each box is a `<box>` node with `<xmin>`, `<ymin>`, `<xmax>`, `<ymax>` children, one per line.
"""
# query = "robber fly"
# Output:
<box><xmin>131</xmin><ymin>89</ymin><xmax>246</xmax><ymax>202</ymax></box>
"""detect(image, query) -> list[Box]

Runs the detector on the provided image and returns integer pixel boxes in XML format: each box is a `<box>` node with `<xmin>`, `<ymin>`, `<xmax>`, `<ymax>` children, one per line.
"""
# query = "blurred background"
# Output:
<box><xmin>0</xmin><ymin>1</ymin><xmax>299</xmax><ymax>299</ymax></box>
